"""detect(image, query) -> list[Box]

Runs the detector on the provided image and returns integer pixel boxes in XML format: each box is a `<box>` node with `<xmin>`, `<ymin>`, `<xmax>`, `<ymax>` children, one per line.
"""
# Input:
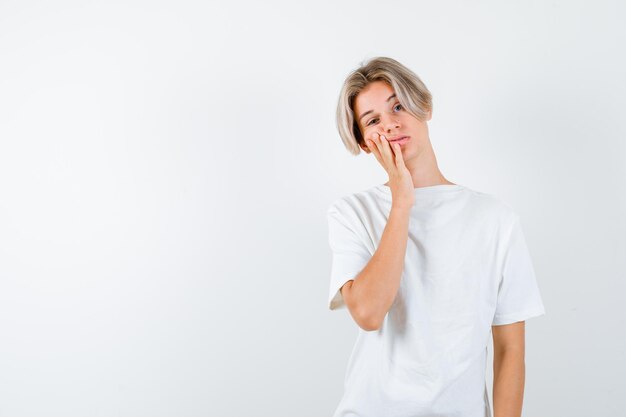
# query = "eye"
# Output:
<box><xmin>365</xmin><ymin>103</ymin><xmax>402</xmax><ymax>127</ymax></box>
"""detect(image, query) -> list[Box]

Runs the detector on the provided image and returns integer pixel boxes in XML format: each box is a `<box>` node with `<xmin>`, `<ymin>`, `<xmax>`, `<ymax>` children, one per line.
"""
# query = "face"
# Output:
<box><xmin>353</xmin><ymin>80</ymin><xmax>431</xmax><ymax>159</ymax></box>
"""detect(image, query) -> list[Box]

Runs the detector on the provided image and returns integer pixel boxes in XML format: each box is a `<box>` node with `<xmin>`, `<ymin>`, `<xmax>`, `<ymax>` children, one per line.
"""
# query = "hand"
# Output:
<box><xmin>365</xmin><ymin>133</ymin><xmax>415</xmax><ymax>210</ymax></box>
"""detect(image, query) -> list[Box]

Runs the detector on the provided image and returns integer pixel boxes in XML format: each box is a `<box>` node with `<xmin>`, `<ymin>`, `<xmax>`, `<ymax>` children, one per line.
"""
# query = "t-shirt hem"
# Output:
<box><xmin>328</xmin><ymin>276</ymin><xmax>358</xmax><ymax>310</ymax></box>
<box><xmin>492</xmin><ymin>308</ymin><xmax>546</xmax><ymax>325</ymax></box>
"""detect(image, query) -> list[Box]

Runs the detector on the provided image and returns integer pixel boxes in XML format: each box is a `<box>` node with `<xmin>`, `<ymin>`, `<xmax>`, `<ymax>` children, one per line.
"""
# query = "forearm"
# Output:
<box><xmin>351</xmin><ymin>205</ymin><xmax>410</xmax><ymax>329</ymax></box>
<box><xmin>493</xmin><ymin>350</ymin><xmax>525</xmax><ymax>417</ymax></box>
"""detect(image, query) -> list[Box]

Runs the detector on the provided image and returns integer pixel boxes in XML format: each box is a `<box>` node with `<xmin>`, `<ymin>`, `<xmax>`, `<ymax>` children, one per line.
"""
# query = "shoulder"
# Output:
<box><xmin>327</xmin><ymin>186</ymin><xmax>380</xmax><ymax>217</ymax></box>
<box><xmin>461</xmin><ymin>186</ymin><xmax>520</xmax><ymax>226</ymax></box>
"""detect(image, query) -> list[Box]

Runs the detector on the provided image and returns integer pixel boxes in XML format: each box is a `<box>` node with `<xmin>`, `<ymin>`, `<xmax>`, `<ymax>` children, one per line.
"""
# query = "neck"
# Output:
<box><xmin>402</xmin><ymin>142</ymin><xmax>453</xmax><ymax>188</ymax></box>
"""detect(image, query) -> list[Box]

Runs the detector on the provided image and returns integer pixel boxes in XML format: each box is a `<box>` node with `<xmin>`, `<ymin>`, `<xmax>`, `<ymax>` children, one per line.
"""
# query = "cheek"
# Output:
<box><xmin>363</xmin><ymin>124</ymin><xmax>376</xmax><ymax>135</ymax></box>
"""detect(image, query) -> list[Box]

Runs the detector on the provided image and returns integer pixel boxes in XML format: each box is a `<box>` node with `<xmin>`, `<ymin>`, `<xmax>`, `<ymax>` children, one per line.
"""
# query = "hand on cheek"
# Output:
<box><xmin>366</xmin><ymin>133</ymin><xmax>379</xmax><ymax>153</ymax></box>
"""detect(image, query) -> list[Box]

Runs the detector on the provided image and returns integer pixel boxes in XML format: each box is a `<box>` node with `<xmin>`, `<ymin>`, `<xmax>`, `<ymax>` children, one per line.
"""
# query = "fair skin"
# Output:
<box><xmin>353</xmin><ymin>80</ymin><xmax>455</xmax><ymax>192</ymax></box>
<box><xmin>346</xmin><ymin>80</ymin><xmax>526</xmax><ymax>417</ymax></box>
<box><xmin>492</xmin><ymin>321</ymin><xmax>526</xmax><ymax>417</ymax></box>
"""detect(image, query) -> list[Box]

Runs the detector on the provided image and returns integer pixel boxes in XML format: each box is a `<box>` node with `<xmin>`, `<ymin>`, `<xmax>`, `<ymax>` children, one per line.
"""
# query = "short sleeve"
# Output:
<box><xmin>492</xmin><ymin>214</ymin><xmax>546</xmax><ymax>325</ymax></box>
<box><xmin>327</xmin><ymin>205</ymin><xmax>372</xmax><ymax>310</ymax></box>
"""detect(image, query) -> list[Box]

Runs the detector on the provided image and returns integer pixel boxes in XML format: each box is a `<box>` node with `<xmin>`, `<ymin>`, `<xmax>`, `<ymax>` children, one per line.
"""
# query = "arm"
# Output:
<box><xmin>492</xmin><ymin>321</ymin><xmax>526</xmax><ymax>417</ymax></box>
<box><xmin>341</xmin><ymin>205</ymin><xmax>410</xmax><ymax>331</ymax></box>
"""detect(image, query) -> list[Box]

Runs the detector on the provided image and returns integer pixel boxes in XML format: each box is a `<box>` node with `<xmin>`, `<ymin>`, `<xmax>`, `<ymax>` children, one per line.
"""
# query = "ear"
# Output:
<box><xmin>359</xmin><ymin>141</ymin><xmax>371</xmax><ymax>154</ymax></box>
<box><xmin>426</xmin><ymin>109</ymin><xmax>432</xmax><ymax>121</ymax></box>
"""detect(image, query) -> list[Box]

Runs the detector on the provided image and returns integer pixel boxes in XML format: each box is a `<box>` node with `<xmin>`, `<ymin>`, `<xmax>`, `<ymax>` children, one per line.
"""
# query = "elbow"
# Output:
<box><xmin>361</xmin><ymin>321</ymin><xmax>382</xmax><ymax>332</ymax></box>
<box><xmin>342</xmin><ymin>279</ymin><xmax>383</xmax><ymax>331</ymax></box>
<box><xmin>356</xmin><ymin>309</ymin><xmax>383</xmax><ymax>332</ymax></box>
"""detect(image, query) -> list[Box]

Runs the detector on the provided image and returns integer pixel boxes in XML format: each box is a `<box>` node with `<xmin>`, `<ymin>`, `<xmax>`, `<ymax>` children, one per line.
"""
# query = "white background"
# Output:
<box><xmin>1</xmin><ymin>0</ymin><xmax>624</xmax><ymax>416</ymax></box>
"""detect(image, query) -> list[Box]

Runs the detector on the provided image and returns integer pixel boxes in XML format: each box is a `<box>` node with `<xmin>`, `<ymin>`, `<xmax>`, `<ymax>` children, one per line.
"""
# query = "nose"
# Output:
<box><xmin>380</xmin><ymin>112</ymin><xmax>400</xmax><ymax>133</ymax></box>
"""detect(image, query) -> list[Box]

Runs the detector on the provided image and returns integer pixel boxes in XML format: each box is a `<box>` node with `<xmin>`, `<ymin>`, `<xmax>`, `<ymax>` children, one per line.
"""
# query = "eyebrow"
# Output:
<box><xmin>358</xmin><ymin>94</ymin><xmax>397</xmax><ymax>123</ymax></box>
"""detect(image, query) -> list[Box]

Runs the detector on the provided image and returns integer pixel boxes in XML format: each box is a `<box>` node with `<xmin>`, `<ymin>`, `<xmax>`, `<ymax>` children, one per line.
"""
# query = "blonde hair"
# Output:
<box><xmin>335</xmin><ymin>57</ymin><xmax>433</xmax><ymax>155</ymax></box>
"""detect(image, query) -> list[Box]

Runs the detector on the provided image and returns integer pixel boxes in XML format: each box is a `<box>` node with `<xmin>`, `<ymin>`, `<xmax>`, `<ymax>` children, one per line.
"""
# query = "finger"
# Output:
<box><xmin>367</xmin><ymin>135</ymin><xmax>389</xmax><ymax>170</ymax></box>
<box><xmin>392</xmin><ymin>142</ymin><xmax>405</xmax><ymax>168</ymax></box>
<box><xmin>378</xmin><ymin>135</ymin><xmax>396</xmax><ymax>168</ymax></box>
<box><xmin>370</xmin><ymin>133</ymin><xmax>385</xmax><ymax>157</ymax></box>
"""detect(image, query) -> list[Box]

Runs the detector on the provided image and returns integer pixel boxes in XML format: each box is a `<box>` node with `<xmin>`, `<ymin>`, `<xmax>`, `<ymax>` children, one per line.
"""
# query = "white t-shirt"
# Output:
<box><xmin>326</xmin><ymin>183</ymin><xmax>546</xmax><ymax>417</ymax></box>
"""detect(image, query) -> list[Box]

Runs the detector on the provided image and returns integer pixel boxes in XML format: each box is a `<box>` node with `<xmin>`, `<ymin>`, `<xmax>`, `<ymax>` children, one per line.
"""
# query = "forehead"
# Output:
<box><xmin>354</xmin><ymin>81</ymin><xmax>395</xmax><ymax>113</ymax></box>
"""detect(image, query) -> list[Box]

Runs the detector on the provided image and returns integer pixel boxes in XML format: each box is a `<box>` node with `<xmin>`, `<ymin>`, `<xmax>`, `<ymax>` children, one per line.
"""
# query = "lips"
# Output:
<box><xmin>388</xmin><ymin>135</ymin><xmax>408</xmax><ymax>141</ymax></box>
<box><xmin>388</xmin><ymin>136</ymin><xmax>410</xmax><ymax>144</ymax></box>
